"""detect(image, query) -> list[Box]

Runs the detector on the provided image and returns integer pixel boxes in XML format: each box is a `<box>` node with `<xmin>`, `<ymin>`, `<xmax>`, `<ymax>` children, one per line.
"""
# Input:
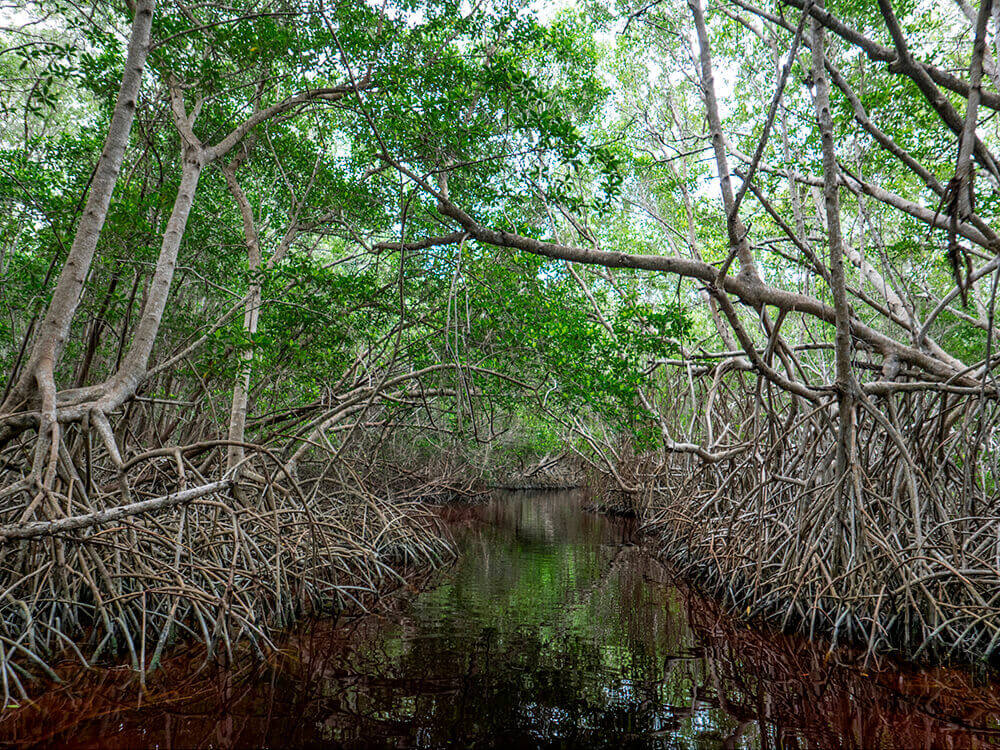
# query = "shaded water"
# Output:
<box><xmin>4</xmin><ymin>490</ymin><xmax>1000</xmax><ymax>748</ymax></box>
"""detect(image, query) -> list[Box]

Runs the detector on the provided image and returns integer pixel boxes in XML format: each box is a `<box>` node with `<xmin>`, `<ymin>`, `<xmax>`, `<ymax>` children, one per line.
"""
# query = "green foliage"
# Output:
<box><xmin>461</xmin><ymin>249</ymin><xmax>689</xmax><ymax>424</ymax></box>
<box><xmin>14</xmin><ymin>0</ymin><xmax>986</xmax><ymax>469</ymax></box>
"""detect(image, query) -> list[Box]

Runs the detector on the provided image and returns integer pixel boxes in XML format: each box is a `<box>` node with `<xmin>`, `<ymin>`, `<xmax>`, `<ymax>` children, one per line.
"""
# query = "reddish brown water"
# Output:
<box><xmin>3</xmin><ymin>490</ymin><xmax>1000</xmax><ymax>748</ymax></box>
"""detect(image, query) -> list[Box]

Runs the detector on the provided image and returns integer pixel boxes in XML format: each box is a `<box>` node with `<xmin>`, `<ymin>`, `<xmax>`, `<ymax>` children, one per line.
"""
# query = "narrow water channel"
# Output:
<box><xmin>4</xmin><ymin>490</ymin><xmax>1000</xmax><ymax>748</ymax></box>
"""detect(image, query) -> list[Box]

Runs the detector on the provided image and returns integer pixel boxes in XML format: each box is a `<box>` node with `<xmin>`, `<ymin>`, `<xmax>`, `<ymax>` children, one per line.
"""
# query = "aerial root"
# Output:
<box><xmin>599</xmin><ymin>367</ymin><xmax>1000</xmax><ymax>663</ymax></box>
<box><xmin>0</xmin><ymin>436</ymin><xmax>452</xmax><ymax>701</ymax></box>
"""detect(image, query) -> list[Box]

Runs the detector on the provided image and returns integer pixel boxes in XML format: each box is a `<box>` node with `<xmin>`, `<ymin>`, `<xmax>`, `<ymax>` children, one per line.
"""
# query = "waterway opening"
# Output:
<box><xmin>4</xmin><ymin>490</ymin><xmax>1000</xmax><ymax>748</ymax></box>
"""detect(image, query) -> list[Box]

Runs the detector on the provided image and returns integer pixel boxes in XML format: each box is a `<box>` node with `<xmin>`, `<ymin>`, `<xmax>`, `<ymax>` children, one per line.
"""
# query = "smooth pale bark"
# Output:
<box><xmin>0</xmin><ymin>480</ymin><xmax>231</xmax><ymax>541</ymax></box>
<box><xmin>2</xmin><ymin>0</ymin><xmax>155</xmax><ymax>413</ymax></box>
<box><xmin>825</xmin><ymin>60</ymin><xmax>943</xmax><ymax>194</ymax></box>
<box><xmin>776</xmin><ymin>0</ymin><xmax>1000</xmax><ymax>112</ymax></box>
<box><xmin>955</xmin><ymin>0</ymin><xmax>1000</xmax><ymax>89</ymax></box>
<box><xmin>811</xmin><ymin>9</ymin><xmax>857</xmax><ymax>565</ymax></box>
<box><xmin>85</xmin><ymin>85</ymin><xmax>360</xmax><ymax>410</ymax></box>
<box><xmin>772</xmin><ymin>37</ymin><xmax>808</xmax><ymax>242</ymax></box>
<box><xmin>688</xmin><ymin>0</ymin><xmax>760</xmax><ymax>282</ymax></box>
<box><xmin>384</xmin><ymin>130</ymin><xmax>985</xmax><ymax>399</ymax></box>
<box><xmin>876</xmin><ymin>0</ymin><xmax>1000</xmax><ymax>180</ymax></box>
<box><xmin>419</xmin><ymin>173</ymin><xmax>971</xmax><ymax>386</ymax></box>
<box><xmin>661</xmin><ymin>94</ymin><xmax>741</xmax><ymax>353</ymax></box>
<box><xmin>98</xmin><ymin>151</ymin><xmax>204</xmax><ymax>412</ymax></box>
<box><xmin>0</xmin><ymin>76</ymin><xmax>364</xmax><ymax>451</ymax></box>
<box><xmin>221</xmin><ymin>166</ymin><xmax>262</xmax><ymax>475</ymax></box>
<box><xmin>723</xmin><ymin>140</ymin><xmax>997</xmax><ymax>250</ymax></box>
<box><xmin>955</xmin><ymin>0</ymin><xmax>992</xmax><ymax>216</ymax></box>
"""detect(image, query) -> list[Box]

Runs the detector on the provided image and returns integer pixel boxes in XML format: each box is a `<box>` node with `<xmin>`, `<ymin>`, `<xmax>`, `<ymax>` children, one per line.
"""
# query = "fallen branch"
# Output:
<box><xmin>0</xmin><ymin>480</ymin><xmax>232</xmax><ymax>542</ymax></box>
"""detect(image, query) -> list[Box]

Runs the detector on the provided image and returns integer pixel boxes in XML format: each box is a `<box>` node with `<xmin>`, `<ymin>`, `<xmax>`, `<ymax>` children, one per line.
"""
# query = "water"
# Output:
<box><xmin>4</xmin><ymin>490</ymin><xmax>1000</xmax><ymax>748</ymax></box>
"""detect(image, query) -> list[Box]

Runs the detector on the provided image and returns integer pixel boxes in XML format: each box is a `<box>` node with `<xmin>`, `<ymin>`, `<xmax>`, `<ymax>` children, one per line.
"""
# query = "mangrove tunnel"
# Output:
<box><xmin>5</xmin><ymin>0</ymin><xmax>1000</xmax><ymax>745</ymax></box>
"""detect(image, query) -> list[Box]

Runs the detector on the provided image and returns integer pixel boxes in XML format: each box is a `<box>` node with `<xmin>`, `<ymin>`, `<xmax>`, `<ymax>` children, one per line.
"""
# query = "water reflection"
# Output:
<box><xmin>3</xmin><ymin>490</ymin><xmax>1000</xmax><ymax>748</ymax></box>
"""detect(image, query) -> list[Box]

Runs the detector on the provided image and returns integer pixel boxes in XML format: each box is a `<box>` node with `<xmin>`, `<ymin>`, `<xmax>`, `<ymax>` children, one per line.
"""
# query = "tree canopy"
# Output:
<box><xmin>4</xmin><ymin>0</ymin><xmax>1000</xmax><ymax>684</ymax></box>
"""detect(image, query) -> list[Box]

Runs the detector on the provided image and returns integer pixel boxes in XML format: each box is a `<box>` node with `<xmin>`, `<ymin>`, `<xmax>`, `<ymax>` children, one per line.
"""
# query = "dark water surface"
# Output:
<box><xmin>4</xmin><ymin>490</ymin><xmax>1000</xmax><ymax>748</ymax></box>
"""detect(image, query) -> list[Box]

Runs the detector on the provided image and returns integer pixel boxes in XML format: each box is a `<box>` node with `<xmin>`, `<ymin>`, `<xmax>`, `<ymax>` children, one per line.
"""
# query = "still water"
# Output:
<box><xmin>4</xmin><ymin>490</ymin><xmax>1000</xmax><ymax>748</ymax></box>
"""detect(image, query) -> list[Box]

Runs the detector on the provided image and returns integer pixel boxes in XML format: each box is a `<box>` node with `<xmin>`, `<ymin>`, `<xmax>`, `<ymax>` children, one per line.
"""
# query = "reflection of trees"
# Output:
<box><xmin>329</xmin><ymin>622</ymin><xmax>678</xmax><ymax>747</ymax></box>
<box><xmin>6</xmin><ymin>492</ymin><xmax>1000</xmax><ymax>748</ymax></box>
<box><xmin>674</xmin><ymin>580</ymin><xmax>1000</xmax><ymax>749</ymax></box>
<box><xmin>305</xmin><ymin>496</ymin><xmax>743</xmax><ymax>747</ymax></box>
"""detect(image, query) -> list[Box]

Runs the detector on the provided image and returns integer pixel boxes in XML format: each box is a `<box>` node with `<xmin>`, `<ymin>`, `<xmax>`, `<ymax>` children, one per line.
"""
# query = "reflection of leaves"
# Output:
<box><xmin>315</xmin><ymin>494</ymin><xmax>742</xmax><ymax>747</ymax></box>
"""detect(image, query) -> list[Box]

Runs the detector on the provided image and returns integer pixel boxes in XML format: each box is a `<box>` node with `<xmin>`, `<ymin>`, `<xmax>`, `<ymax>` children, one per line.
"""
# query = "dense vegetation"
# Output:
<box><xmin>3</xmin><ymin>0</ymin><xmax>1000</xmax><ymax>697</ymax></box>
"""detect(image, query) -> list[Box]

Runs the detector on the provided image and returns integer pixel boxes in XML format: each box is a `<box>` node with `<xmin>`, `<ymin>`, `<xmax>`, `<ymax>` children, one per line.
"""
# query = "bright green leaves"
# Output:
<box><xmin>6</xmin><ymin>39</ymin><xmax>78</xmax><ymax>116</ymax></box>
<box><xmin>452</xmin><ymin>247</ymin><xmax>689</xmax><ymax>428</ymax></box>
<box><xmin>2</xmin><ymin>0</ymin><xmax>688</xmax><ymax>460</ymax></box>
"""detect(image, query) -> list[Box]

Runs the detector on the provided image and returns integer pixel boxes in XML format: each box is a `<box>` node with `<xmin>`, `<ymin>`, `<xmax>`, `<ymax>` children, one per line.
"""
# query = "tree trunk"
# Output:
<box><xmin>689</xmin><ymin>0</ymin><xmax>761</xmax><ymax>283</ymax></box>
<box><xmin>2</xmin><ymin>0</ymin><xmax>155</xmax><ymax>414</ymax></box>
<box><xmin>221</xmin><ymin>167</ymin><xmax>262</xmax><ymax>475</ymax></box>
<box><xmin>99</xmin><ymin>149</ymin><xmax>205</xmax><ymax>412</ymax></box>
<box><xmin>811</xmin><ymin>8</ymin><xmax>857</xmax><ymax>569</ymax></box>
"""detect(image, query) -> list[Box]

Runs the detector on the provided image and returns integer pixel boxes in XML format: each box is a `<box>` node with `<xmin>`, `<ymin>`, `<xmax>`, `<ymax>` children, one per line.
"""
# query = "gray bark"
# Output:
<box><xmin>2</xmin><ymin>0</ymin><xmax>155</xmax><ymax>413</ymax></box>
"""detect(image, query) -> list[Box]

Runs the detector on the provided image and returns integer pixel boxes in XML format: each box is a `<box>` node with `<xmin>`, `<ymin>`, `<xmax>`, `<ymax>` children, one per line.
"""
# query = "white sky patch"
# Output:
<box><xmin>530</xmin><ymin>0</ymin><xmax>573</xmax><ymax>24</ymax></box>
